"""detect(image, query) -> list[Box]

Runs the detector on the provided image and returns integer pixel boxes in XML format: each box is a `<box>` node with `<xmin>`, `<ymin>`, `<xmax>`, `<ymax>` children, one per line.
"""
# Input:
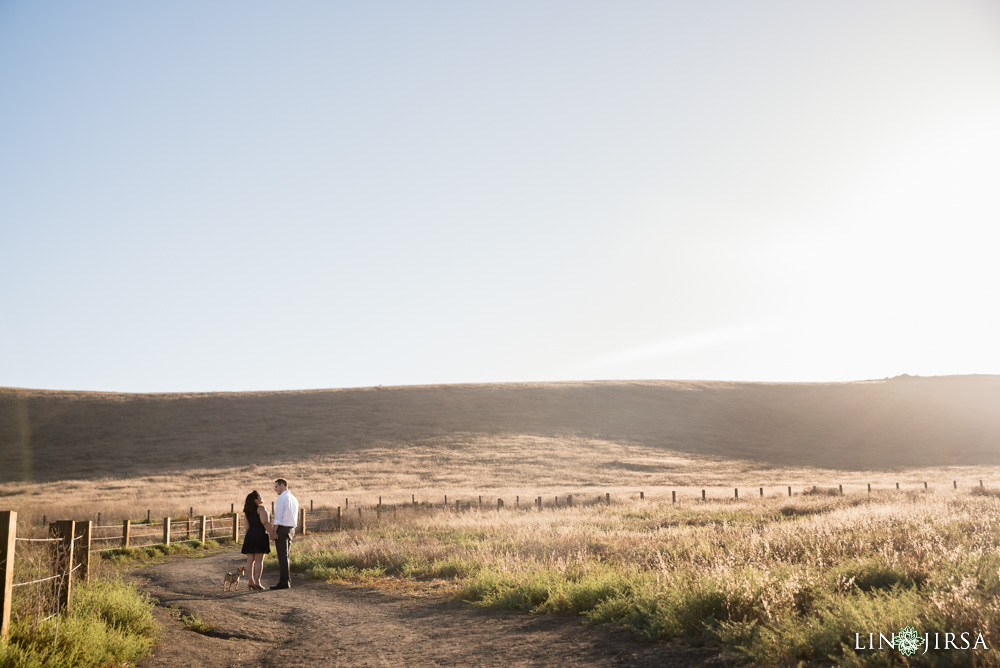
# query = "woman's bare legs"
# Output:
<box><xmin>253</xmin><ymin>554</ymin><xmax>265</xmax><ymax>587</ymax></box>
<box><xmin>245</xmin><ymin>553</ymin><xmax>256</xmax><ymax>588</ymax></box>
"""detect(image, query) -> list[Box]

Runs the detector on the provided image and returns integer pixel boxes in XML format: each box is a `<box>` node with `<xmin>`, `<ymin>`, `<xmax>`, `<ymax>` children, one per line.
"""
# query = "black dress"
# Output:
<box><xmin>241</xmin><ymin>508</ymin><xmax>271</xmax><ymax>554</ymax></box>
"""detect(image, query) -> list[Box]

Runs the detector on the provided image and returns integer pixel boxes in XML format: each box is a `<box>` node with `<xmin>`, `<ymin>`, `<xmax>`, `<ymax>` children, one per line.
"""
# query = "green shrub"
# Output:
<box><xmin>0</xmin><ymin>576</ymin><xmax>156</xmax><ymax>668</ymax></box>
<box><xmin>180</xmin><ymin>615</ymin><xmax>214</xmax><ymax>634</ymax></box>
<box><xmin>827</xmin><ymin>558</ymin><xmax>923</xmax><ymax>593</ymax></box>
<box><xmin>461</xmin><ymin>568</ymin><xmax>558</xmax><ymax>610</ymax></box>
<box><xmin>100</xmin><ymin>539</ymin><xmax>221</xmax><ymax>564</ymax></box>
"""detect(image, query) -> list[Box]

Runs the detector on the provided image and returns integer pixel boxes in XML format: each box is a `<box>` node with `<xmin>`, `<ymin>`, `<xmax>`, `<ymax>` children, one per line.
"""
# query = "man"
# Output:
<box><xmin>269</xmin><ymin>478</ymin><xmax>299</xmax><ymax>590</ymax></box>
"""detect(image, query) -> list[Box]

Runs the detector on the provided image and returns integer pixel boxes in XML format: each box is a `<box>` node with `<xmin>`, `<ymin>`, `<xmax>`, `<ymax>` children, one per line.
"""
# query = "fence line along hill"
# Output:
<box><xmin>3</xmin><ymin>375</ymin><xmax>1000</xmax><ymax>483</ymax></box>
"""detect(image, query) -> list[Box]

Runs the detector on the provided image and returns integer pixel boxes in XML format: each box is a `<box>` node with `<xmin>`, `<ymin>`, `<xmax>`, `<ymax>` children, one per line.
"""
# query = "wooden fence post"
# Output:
<box><xmin>1</xmin><ymin>510</ymin><xmax>16</xmax><ymax>641</ymax></box>
<box><xmin>701</xmin><ymin>489</ymin><xmax>706</xmax><ymax>501</ymax></box>
<box><xmin>868</xmin><ymin>483</ymin><xmax>871</xmax><ymax>494</ymax></box>
<box><xmin>122</xmin><ymin>519</ymin><xmax>131</xmax><ymax>548</ymax></box>
<box><xmin>147</xmin><ymin>509</ymin><xmax>151</xmax><ymax>523</ymax></box>
<box><xmin>75</xmin><ymin>520</ymin><xmax>91</xmax><ymax>584</ymax></box>
<box><xmin>568</xmin><ymin>495</ymin><xmax>573</xmax><ymax>507</ymax></box>
<box><xmin>606</xmin><ymin>493</ymin><xmax>610</xmax><ymax>505</ymax></box>
<box><xmin>640</xmin><ymin>491</ymin><xmax>644</xmax><ymax>500</ymax></box>
<box><xmin>516</xmin><ymin>496</ymin><xmax>519</xmax><ymax>507</ymax></box>
<box><xmin>734</xmin><ymin>488</ymin><xmax>738</xmax><ymax>499</ymax></box>
<box><xmin>672</xmin><ymin>490</ymin><xmax>676</xmax><ymax>504</ymax></box>
<box><xmin>199</xmin><ymin>516</ymin><xmax>207</xmax><ymax>543</ymax></box>
<box><xmin>839</xmin><ymin>484</ymin><xmax>843</xmax><ymax>495</ymax></box>
<box><xmin>337</xmin><ymin>506</ymin><xmax>342</xmax><ymax>531</ymax></box>
<box><xmin>896</xmin><ymin>482</ymin><xmax>899</xmax><ymax>490</ymax></box>
<box><xmin>310</xmin><ymin>499</ymin><xmax>314</xmax><ymax>512</ymax></box>
<box><xmin>759</xmin><ymin>487</ymin><xmax>763</xmax><ymax>497</ymax></box>
<box><xmin>953</xmin><ymin>481</ymin><xmax>957</xmax><ymax>489</ymax></box>
<box><xmin>498</xmin><ymin>498</ymin><xmax>503</xmax><ymax>509</ymax></box>
<box><xmin>924</xmin><ymin>481</ymin><xmax>928</xmax><ymax>490</ymax></box>
<box><xmin>163</xmin><ymin>517</ymin><xmax>171</xmax><ymax>546</ymax></box>
<box><xmin>231</xmin><ymin>514</ymin><xmax>239</xmax><ymax>543</ymax></box>
<box><xmin>50</xmin><ymin>520</ymin><xmax>75</xmax><ymax>615</ymax></box>
<box><xmin>299</xmin><ymin>508</ymin><xmax>306</xmax><ymax>535</ymax></box>
<box><xmin>788</xmin><ymin>486</ymin><xmax>791</xmax><ymax>497</ymax></box>
<box><xmin>271</xmin><ymin>501</ymin><xmax>275</xmax><ymax>517</ymax></box>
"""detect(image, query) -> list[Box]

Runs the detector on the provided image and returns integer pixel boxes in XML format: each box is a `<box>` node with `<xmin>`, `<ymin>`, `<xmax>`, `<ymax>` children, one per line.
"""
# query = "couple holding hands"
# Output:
<box><xmin>241</xmin><ymin>478</ymin><xmax>299</xmax><ymax>590</ymax></box>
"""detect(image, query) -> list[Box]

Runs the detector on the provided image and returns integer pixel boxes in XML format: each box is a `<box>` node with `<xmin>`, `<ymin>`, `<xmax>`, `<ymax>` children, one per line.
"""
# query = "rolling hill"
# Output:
<box><xmin>3</xmin><ymin>375</ymin><xmax>1000</xmax><ymax>485</ymax></box>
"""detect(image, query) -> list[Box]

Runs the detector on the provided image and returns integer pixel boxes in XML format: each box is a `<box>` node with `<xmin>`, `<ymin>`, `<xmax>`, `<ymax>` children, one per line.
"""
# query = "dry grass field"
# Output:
<box><xmin>2</xmin><ymin>376</ymin><xmax>1000</xmax><ymax>525</ymax></box>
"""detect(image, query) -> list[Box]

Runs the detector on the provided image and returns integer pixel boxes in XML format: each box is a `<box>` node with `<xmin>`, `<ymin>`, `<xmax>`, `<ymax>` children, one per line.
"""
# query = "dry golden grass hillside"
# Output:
<box><xmin>3</xmin><ymin>375</ymin><xmax>1000</xmax><ymax>521</ymax></box>
<box><xmin>4</xmin><ymin>374</ymin><xmax>1000</xmax><ymax>479</ymax></box>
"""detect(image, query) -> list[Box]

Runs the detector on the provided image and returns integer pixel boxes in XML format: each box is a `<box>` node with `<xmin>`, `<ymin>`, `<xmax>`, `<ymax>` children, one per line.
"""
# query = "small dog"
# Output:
<box><xmin>223</xmin><ymin>565</ymin><xmax>245</xmax><ymax>592</ymax></box>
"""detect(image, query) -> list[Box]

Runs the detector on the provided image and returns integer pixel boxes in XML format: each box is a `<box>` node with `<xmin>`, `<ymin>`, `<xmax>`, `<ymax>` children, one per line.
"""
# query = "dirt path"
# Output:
<box><xmin>129</xmin><ymin>550</ymin><xmax>727</xmax><ymax>667</ymax></box>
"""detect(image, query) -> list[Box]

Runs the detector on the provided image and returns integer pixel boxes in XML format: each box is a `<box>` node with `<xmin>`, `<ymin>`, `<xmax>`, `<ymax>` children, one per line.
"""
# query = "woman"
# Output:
<box><xmin>241</xmin><ymin>490</ymin><xmax>273</xmax><ymax>590</ymax></box>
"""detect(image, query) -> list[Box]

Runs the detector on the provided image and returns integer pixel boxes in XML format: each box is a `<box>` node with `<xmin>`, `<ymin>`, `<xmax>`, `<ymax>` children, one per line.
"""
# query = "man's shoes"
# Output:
<box><xmin>270</xmin><ymin>583</ymin><xmax>290</xmax><ymax>590</ymax></box>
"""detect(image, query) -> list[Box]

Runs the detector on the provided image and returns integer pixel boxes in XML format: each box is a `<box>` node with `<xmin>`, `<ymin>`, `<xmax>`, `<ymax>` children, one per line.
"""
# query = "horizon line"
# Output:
<box><xmin>4</xmin><ymin>373</ymin><xmax>1000</xmax><ymax>395</ymax></box>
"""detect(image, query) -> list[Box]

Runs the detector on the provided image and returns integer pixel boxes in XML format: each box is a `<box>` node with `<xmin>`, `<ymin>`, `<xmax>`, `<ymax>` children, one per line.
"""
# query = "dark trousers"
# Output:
<box><xmin>275</xmin><ymin>525</ymin><xmax>294</xmax><ymax>585</ymax></box>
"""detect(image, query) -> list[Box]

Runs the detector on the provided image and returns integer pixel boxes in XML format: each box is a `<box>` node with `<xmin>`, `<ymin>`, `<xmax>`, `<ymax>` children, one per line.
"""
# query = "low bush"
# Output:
<box><xmin>0</xmin><ymin>576</ymin><xmax>156</xmax><ymax>668</ymax></box>
<box><xmin>826</xmin><ymin>558</ymin><xmax>924</xmax><ymax>593</ymax></box>
<box><xmin>100</xmin><ymin>539</ymin><xmax>221</xmax><ymax>564</ymax></box>
<box><xmin>180</xmin><ymin>614</ymin><xmax>214</xmax><ymax>634</ymax></box>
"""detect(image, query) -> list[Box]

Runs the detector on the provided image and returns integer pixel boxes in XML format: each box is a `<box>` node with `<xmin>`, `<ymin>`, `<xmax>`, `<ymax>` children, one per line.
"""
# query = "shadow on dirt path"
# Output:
<box><xmin>128</xmin><ymin>551</ymin><xmax>728</xmax><ymax>667</ymax></box>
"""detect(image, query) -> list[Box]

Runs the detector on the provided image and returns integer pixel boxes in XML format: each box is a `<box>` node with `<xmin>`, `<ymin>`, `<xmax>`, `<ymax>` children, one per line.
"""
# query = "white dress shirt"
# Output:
<box><xmin>274</xmin><ymin>489</ymin><xmax>300</xmax><ymax>528</ymax></box>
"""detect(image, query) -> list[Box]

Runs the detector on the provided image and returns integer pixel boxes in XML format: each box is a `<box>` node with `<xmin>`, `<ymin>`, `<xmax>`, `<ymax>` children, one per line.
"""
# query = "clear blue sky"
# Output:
<box><xmin>3</xmin><ymin>1</ymin><xmax>999</xmax><ymax>392</ymax></box>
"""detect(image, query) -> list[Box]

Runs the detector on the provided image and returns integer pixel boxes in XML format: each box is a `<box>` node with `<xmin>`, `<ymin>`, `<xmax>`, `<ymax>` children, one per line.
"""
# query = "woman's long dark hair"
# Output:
<box><xmin>243</xmin><ymin>490</ymin><xmax>262</xmax><ymax>517</ymax></box>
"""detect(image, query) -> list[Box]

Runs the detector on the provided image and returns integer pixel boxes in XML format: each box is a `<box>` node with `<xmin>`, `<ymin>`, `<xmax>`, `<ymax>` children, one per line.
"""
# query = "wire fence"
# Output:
<box><xmin>14</xmin><ymin>536</ymin><xmax>62</xmax><ymax>543</ymax></box>
<box><xmin>18</xmin><ymin>478</ymin><xmax>998</xmax><ymax>547</ymax></box>
<box><xmin>44</xmin><ymin>515</ymin><xmax>242</xmax><ymax>554</ymax></box>
<box><xmin>10</xmin><ymin>574</ymin><xmax>61</xmax><ymax>588</ymax></box>
<box><xmin>0</xmin><ymin>510</ymin><xmax>250</xmax><ymax>640</ymax></box>
<box><xmin>2</xmin><ymin>515</ymin><xmax>86</xmax><ymax>640</ymax></box>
